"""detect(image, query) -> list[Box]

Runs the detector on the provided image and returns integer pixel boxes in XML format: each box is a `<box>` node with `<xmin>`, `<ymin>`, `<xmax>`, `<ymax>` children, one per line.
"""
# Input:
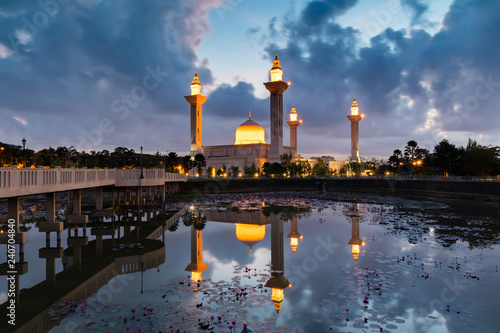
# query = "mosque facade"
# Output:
<box><xmin>185</xmin><ymin>55</ymin><xmax>301</xmax><ymax>174</ymax></box>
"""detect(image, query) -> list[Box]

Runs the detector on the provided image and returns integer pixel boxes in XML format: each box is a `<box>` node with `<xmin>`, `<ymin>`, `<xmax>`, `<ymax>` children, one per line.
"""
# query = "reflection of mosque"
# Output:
<box><xmin>198</xmin><ymin>209</ymin><xmax>303</xmax><ymax>315</ymax></box>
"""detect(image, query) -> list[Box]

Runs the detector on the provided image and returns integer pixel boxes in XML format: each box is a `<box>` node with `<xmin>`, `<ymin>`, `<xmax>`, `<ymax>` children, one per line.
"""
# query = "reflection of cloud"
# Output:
<box><xmin>204</xmin><ymin>247</ymin><xmax>271</xmax><ymax>282</ymax></box>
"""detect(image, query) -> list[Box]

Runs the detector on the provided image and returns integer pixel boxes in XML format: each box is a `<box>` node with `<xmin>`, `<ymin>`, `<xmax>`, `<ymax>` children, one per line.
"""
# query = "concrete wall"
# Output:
<box><xmin>180</xmin><ymin>178</ymin><xmax>500</xmax><ymax>198</ymax></box>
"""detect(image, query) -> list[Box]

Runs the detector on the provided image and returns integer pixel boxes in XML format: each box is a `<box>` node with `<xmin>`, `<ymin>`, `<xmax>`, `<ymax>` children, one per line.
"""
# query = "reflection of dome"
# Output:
<box><xmin>235</xmin><ymin>223</ymin><xmax>265</xmax><ymax>251</ymax></box>
<box><xmin>235</xmin><ymin>114</ymin><xmax>266</xmax><ymax>145</ymax></box>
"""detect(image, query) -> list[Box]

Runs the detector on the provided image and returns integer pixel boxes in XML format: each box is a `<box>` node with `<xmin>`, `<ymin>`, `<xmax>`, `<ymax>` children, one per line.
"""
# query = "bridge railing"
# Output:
<box><xmin>0</xmin><ymin>168</ymin><xmax>185</xmax><ymax>198</ymax></box>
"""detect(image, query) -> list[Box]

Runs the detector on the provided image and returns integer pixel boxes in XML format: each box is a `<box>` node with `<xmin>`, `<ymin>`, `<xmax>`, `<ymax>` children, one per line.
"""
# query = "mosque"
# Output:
<box><xmin>185</xmin><ymin>54</ymin><xmax>364</xmax><ymax>175</ymax></box>
<box><xmin>185</xmin><ymin>54</ymin><xmax>302</xmax><ymax>174</ymax></box>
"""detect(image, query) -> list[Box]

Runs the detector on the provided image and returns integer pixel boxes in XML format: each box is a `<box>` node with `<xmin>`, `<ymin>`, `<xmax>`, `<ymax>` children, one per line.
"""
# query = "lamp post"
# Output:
<box><xmin>22</xmin><ymin>138</ymin><xmax>26</xmax><ymax>168</ymax></box>
<box><xmin>140</xmin><ymin>146</ymin><xmax>144</xmax><ymax>179</ymax></box>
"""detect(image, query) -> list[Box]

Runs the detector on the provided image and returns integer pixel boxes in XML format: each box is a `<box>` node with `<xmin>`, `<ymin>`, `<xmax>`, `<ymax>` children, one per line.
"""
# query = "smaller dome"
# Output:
<box><xmin>235</xmin><ymin>113</ymin><xmax>266</xmax><ymax>144</ymax></box>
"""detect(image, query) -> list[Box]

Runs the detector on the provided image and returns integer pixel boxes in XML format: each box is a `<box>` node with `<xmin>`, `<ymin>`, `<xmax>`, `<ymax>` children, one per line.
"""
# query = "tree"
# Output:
<box><xmin>431</xmin><ymin>139</ymin><xmax>460</xmax><ymax>175</ymax></box>
<box><xmin>404</xmin><ymin>140</ymin><xmax>418</xmax><ymax>162</ymax></box>
<box><xmin>194</xmin><ymin>153</ymin><xmax>206</xmax><ymax>176</ymax></box>
<box><xmin>206</xmin><ymin>167</ymin><xmax>214</xmax><ymax>178</ymax></box>
<box><xmin>461</xmin><ymin>139</ymin><xmax>500</xmax><ymax>176</ymax></box>
<box><xmin>165</xmin><ymin>152</ymin><xmax>179</xmax><ymax>172</ymax></box>
<box><xmin>244</xmin><ymin>163</ymin><xmax>258</xmax><ymax>176</ymax></box>
<box><xmin>295</xmin><ymin>160</ymin><xmax>311</xmax><ymax>177</ymax></box>
<box><xmin>230</xmin><ymin>165</ymin><xmax>240</xmax><ymax>177</ymax></box>
<box><xmin>312</xmin><ymin>158</ymin><xmax>329</xmax><ymax>176</ymax></box>
<box><xmin>280</xmin><ymin>153</ymin><xmax>293</xmax><ymax>176</ymax></box>
<box><xmin>216</xmin><ymin>164</ymin><xmax>227</xmax><ymax>176</ymax></box>
<box><xmin>388</xmin><ymin>149</ymin><xmax>403</xmax><ymax>174</ymax></box>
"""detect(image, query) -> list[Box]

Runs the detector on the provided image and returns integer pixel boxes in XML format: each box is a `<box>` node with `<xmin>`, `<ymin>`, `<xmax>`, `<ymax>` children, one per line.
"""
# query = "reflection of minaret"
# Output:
<box><xmin>265</xmin><ymin>215</ymin><xmax>289</xmax><ymax>316</ymax></box>
<box><xmin>286</xmin><ymin>105</ymin><xmax>302</xmax><ymax>159</ymax></box>
<box><xmin>346</xmin><ymin>97</ymin><xmax>364</xmax><ymax>162</ymax></box>
<box><xmin>347</xmin><ymin>205</ymin><xmax>364</xmax><ymax>263</ymax></box>
<box><xmin>185</xmin><ymin>225</ymin><xmax>208</xmax><ymax>286</ymax></box>
<box><xmin>286</xmin><ymin>215</ymin><xmax>302</xmax><ymax>254</ymax></box>
<box><xmin>185</xmin><ymin>70</ymin><xmax>208</xmax><ymax>156</ymax></box>
<box><xmin>264</xmin><ymin>53</ymin><xmax>289</xmax><ymax>163</ymax></box>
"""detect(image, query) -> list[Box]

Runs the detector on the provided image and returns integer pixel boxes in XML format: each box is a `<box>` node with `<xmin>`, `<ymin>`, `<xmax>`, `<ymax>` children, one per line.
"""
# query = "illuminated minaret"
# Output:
<box><xmin>265</xmin><ymin>215</ymin><xmax>290</xmax><ymax>316</ymax></box>
<box><xmin>346</xmin><ymin>97</ymin><xmax>364</xmax><ymax>162</ymax></box>
<box><xmin>264</xmin><ymin>53</ymin><xmax>289</xmax><ymax>163</ymax></box>
<box><xmin>185</xmin><ymin>71</ymin><xmax>208</xmax><ymax>156</ymax></box>
<box><xmin>286</xmin><ymin>105</ymin><xmax>302</xmax><ymax>158</ymax></box>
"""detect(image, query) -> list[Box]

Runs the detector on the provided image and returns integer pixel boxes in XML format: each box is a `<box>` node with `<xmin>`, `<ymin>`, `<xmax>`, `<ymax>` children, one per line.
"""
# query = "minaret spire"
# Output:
<box><xmin>287</xmin><ymin>104</ymin><xmax>301</xmax><ymax>158</ymax></box>
<box><xmin>185</xmin><ymin>72</ymin><xmax>207</xmax><ymax>157</ymax></box>
<box><xmin>265</xmin><ymin>53</ymin><xmax>289</xmax><ymax>163</ymax></box>
<box><xmin>347</xmin><ymin>97</ymin><xmax>363</xmax><ymax>162</ymax></box>
<box><xmin>249</xmin><ymin>111</ymin><xmax>252</xmax><ymax>119</ymax></box>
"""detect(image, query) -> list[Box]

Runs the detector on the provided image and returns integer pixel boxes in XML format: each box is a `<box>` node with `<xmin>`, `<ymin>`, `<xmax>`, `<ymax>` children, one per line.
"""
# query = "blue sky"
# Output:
<box><xmin>1</xmin><ymin>0</ymin><xmax>499</xmax><ymax>160</ymax></box>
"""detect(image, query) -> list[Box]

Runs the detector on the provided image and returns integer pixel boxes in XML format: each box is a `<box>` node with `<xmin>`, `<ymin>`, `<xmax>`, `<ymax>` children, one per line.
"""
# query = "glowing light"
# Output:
<box><xmin>290</xmin><ymin>237</ymin><xmax>299</xmax><ymax>253</ymax></box>
<box><xmin>270</xmin><ymin>53</ymin><xmax>283</xmax><ymax>82</ymax></box>
<box><xmin>190</xmin><ymin>71</ymin><xmax>202</xmax><ymax>95</ymax></box>
<box><xmin>191</xmin><ymin>271</ymin><xmax>202</xmax><ymax>283</ymax></box>
<box><xmin>254</xmin><ymin>173</ymin><xmax>259</xmax><ymax>178</ymax></box>
<box><xmin>271</xmin><ymin>288</ymin><xmax>284</xmax><ymax>312</ymax></box>
<box><xmin>352</xmin><ymin>244</ymin><xmax>360</xmax><ymax>261</ymax></box>
<box><xmin>290</xmin><ymin>113</ymin><xmax>297</xmax><ymax>122</ymax></box>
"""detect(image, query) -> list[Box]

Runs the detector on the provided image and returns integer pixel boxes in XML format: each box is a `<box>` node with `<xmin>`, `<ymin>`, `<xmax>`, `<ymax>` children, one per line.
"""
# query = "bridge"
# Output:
<box><xmin>0</xmin><ymin>167</ymin><xmax>187</xmax><ymax>252</ymax></box>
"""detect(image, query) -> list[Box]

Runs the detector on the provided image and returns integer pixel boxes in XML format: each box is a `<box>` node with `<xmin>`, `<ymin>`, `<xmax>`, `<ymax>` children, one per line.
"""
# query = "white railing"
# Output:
<box><xmin>0</xmin><ymin>168</ymin><xmax>186</xmax><ymax>198</ymax></box>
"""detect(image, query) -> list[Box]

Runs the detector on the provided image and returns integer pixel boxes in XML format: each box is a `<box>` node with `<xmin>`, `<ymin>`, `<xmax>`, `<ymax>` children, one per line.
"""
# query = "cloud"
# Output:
<box><xmin>0</xmin><ymin>0</ymin><xmax>224</xmax><ymax>152</ymax></box>
<box><xmin>13</xmin><ymin>116</ymin><xmax>27</xmax><ymax>126</ymax></box>
<box><xmin>254</xmin><ymin>0</ymin><xmax>500</xmax><ymax>156</ymax></box>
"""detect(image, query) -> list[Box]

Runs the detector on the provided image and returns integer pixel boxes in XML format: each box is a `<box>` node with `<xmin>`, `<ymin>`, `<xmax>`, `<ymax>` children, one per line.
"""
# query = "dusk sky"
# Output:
<box><xmin>1</xmin><ymin>0</ymin><xmax>499</xmax><ymax>160</ymax></box>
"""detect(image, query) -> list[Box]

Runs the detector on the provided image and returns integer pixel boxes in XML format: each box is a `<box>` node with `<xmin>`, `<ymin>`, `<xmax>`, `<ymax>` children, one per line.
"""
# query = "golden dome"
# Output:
<box><xmin>235</xmin><ymin>223</ymin><xmax>266</xmax><ymax>251</ymax></box>
<box><xmin>234</xmin><ymin>113</ymin><xmax>266</xmax><ymax>145</ymax></box>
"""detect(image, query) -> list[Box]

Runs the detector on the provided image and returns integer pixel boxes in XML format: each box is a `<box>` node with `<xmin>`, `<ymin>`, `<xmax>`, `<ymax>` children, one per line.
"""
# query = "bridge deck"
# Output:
<box><xmin>0</xmin><ymin>168</ymin><xmax>187</xmax><ymax>199</ymax></box>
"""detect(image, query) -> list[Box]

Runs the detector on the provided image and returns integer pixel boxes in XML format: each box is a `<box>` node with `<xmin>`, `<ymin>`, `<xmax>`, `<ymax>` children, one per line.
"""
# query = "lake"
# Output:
<box><xmin>2</xmin><ymin>191</ymin><xmax>500</xmax><ymax>332</ymax></box>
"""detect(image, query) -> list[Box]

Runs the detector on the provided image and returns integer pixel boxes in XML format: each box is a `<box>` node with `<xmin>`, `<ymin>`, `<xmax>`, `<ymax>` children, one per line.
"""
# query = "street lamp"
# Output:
<box><xmin>140</xmin><ymin>146</ymin><xmax>144</xmax><ymax>179</ymax></box>
<box><xmin>22</xmin><ymin>138</ymin><xmax>26</xmax><ymax>168</ymax></box>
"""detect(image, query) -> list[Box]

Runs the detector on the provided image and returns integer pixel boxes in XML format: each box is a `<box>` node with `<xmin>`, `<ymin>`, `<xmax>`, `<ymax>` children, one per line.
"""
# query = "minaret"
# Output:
<box><xmin>265</xmin><ymin>215</ymin><xmax>290</xmax><ymax>316</ymax></box>
<box><xmin>185</xmin><ymin>70</ymin><xmax>208</xmax><ymax>156</ymax></box>
<box><xmin>286</xmin><ymin>105</ymin><xmax>302</xmax><ymax>158</ymax></box>
<box><xmin>346</xmin><ymin>97</ymin><xmax>364</xmax><ymax>162</ymax></box>
<box><xmin>264</xmin><ymin>53</ymin><xmax>289</xmax><ymax>163</ymax></box>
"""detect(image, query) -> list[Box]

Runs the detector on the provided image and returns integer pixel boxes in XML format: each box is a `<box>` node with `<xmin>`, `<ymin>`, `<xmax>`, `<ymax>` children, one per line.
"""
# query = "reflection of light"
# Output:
<box><xmin>290</xmin><ymin>237</ymin><xmax>299</xmax><ymax>253</ymax></box>
<box><xmin>191</xmin><ymin>271</ymin><xmax>202</xmax><ymax>283</ymax></box>
<box><xmin>271</xmin><ymin>288</ymin><xmax>284</xmax><ymax>312</ymax></box>
<box><xmin>352</xmin><ymin>244</ymin><xmax>360</xmax><ymax>261</ymax></box>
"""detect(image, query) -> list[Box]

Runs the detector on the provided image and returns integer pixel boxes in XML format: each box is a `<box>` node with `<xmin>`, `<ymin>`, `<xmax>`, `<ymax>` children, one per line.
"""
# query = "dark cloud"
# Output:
<box><xmin>1</xmin><ymin>0</ymin><xmax>498</xmax><ymax>159</ymax></box>
<box><xmin>0</xmin><ymin>0</ymin><xmax>222</xmax><ymax>152</ymax></box>
<box><xmin>255</xmin><ymin>0</ymin><xmax>500</xmax><ymax>156</ymax></box>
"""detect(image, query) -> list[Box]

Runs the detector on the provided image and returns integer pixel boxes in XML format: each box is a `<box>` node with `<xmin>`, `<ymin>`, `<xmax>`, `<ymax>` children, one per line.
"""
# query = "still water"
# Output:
<box><xmin>5</xmin><ymin>192</ymin><xmax>500</xmax><ymax>332</ymax></box>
